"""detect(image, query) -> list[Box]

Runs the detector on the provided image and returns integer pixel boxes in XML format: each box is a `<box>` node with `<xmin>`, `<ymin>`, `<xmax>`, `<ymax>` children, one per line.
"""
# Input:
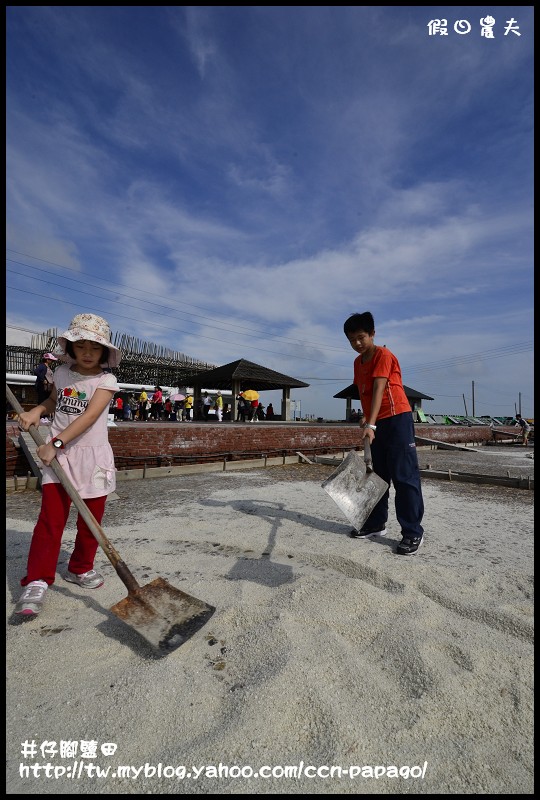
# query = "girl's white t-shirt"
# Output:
<box><xmin>42</xmin><ymin>364</ymin><xmax>120</xmax><ymax>498</ymax></box>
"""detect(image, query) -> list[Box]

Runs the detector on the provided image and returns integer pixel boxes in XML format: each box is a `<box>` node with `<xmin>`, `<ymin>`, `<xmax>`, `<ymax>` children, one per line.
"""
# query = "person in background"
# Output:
<box><xmin>35</xmin><ymin>354</ymin><xmax>58</xmax><ymax>420</ymax></box>
<box><xmin>266</xmin><ymin>403</ymin><xmax>275</xmax><ymax>420</ymax></box>
<box><xmin>114</xmin><ymin>394</ymin><xmax>123</xmax><ymax>421</ymax></box>
<box><xmin>202</xmin><ymin>391</ymin><xmax>212</xmax><ymax>420</ymax></box>
<box><xmin>174</xmin><ymin>398</ymin><xmax>184</xmax><ymax>422</ymax></box>
<box><xmin>151</xmin><ymin>386</ymin><xmax>163</xmax><ymax>420</ymax></box>
<box><xmin>344</xmin><ymin>311</ymin><xmax>424</xmax><ymax>556</ymax></box>
<box><xmin>183</xmin><ymin>394</ymin><xmax>193</xmax><ymax>421</ymax></box>
<box><xmin>257</xmin><ymin>403</ymin><xmax>265</xmax><ymax>420</ymax></box>
<box><xmin>121</xmin><ymin>390</ymin><xmax>131</xmax><ymax>421</ymax></box>
<box><xmin>214</xmin><ymin>391</ymin><xmax>224</xmax><ymax>422</ymax></box>
<box><xmin>223</xmin><ymin>403</ymin><xmax>231</xmax><ymax>421</ymax></box>
<box><xmin>138</xmin><ymin>388</ymin><xmax>148</xmax><ymax>421</ymax></box>
<box><xmin>123</xmin><ymin>393</ymin><xmax>132</xmax><ymax>421</ymax></box>
<box><xmin>250</xmin><ymin>397</ymin><xmax>259</xmax><ymax>422</ymax></box>
<box><xmin>164</xmin><ymin>396</ymin><xmax>173</xmax><ymax>420</ymax></box>
<box><xmin>514</xmin><ymin>414</ymin><xmax>531</xmax><ymax>446</ymax></box>
<box><xmin>236</xmin><ymin>394</ymin><xmax>247</xmax><ymax>422</ymax></box>
<box><xmin>129</xmin><ymin>394</ymin><xmax>139</xmax><ymax>420</ymax></box>
<box><xmin>13</xmin><ymin>313</ymin><xmax>121</xmax><ymax>617</ymax></box>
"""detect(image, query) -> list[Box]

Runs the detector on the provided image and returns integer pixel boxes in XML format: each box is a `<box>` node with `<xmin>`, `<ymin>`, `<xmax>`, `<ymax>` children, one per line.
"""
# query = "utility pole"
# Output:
<box><xmin>462</xmin><ymin>393</ymin><xmax>468</xmax><ymax>415</ymax></box>
<box><xmin>519</xmin><ymin>392</ymin><xmax>522</xmax><ymax>416</ymax></box>
<box><xmin>472</xmin><ymin>381</ymin><xmax>475</xmax><ymax>417</ymax></box>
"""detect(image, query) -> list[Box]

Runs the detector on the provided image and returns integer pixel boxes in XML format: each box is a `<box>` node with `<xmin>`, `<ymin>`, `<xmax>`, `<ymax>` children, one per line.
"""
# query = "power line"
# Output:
<box><xmin>6</xmin><ymin>285</ymin><xmax>350</xmax><ymax>370</ymax></box>
<box><xmin>6</xmin><ymin>323</ymin><xmax>48</xmax><ymax>335</ymax></box>
<box><xmin>403</xmin><ymin>342</ymin><xmax>533</xmax><ymax>375</ymax></box>
<box><xmin>6</xmin><ymin>279</ymin><xmax>535</xmax><ymax>385</ymax></box>
<box><xmin>6</xmin><ymin>249</ymin><xmax>535</xmax><ymax>382</ymax></box>
<box><xmin>7</xmin><ymin>253</ymin><xmax>348</xmax><ymax>352</ymax></box>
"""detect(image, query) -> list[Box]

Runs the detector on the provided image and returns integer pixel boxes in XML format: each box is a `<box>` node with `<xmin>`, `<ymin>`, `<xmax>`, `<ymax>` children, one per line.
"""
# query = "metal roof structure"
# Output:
<box><xmin>181</xmin><ymin>358</ymin><xmax>309</xmax><ymax>392</ymax></box>
<box><xmin>5</xmin><ymin>330</ymin><xmax>216</xmax><ymax>389</ymax></box>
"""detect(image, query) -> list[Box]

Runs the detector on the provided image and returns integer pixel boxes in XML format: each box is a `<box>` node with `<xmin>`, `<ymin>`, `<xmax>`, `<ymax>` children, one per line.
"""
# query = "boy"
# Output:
<box><xmin>343</xmin><ymin>312</ymin><xmax>424</xmax><ymax>555</ymax></box>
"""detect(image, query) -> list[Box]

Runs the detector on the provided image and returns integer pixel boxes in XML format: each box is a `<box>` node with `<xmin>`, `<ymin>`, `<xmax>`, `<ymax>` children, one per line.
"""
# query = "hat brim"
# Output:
<box><xmin>57</xmin><ymin>331</ymin><xmax>122</xmax><ymax>368</ymax></box>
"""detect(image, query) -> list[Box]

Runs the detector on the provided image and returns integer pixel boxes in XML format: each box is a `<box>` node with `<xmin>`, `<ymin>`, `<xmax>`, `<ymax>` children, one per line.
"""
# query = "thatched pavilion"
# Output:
<box><xmin>182</xmin><ymin>358</ymin><xmax>309</xmax><ymax>421</ymax></box>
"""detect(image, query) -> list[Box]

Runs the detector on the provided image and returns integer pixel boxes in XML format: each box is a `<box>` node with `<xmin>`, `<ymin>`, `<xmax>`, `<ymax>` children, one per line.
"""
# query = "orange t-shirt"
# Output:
<box><xmin>353</xmin><ymin>346</ymin><xmax>411</xmax><ymax>421</ymax></box>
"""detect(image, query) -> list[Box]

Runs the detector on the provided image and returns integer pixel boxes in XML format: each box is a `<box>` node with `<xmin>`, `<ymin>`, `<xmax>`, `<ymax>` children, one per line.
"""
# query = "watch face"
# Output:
<box><xmin>53</xmin><ymin>439</ymin><xmax>63</xmax><ymax>448</ymax></box>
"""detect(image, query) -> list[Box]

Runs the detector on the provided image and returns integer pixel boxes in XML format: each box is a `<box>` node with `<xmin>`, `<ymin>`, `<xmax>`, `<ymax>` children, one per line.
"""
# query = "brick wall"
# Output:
<box><xmin>6</xmin><ymin>421</ymin><xmax>501</xmax><ymax>478</ymax></box>
<box><xmin>6</xmin><ymin>431</ymin><xmax>33</xmax><ymax>477</ymax></box>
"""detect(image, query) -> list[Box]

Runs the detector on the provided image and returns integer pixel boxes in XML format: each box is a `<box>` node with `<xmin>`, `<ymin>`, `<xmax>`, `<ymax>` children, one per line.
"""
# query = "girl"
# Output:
<box><xmin>14</xmin><ymin>313</ymin><xmax>121</xmax><ymax>616</ymax></box>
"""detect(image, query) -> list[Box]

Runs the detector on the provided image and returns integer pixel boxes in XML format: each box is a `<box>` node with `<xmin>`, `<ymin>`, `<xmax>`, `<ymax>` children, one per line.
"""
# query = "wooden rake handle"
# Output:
<box><xmin>6</xmin><ymin>383</ymin><xmax>140</xmax><ymax>594</ymax></box>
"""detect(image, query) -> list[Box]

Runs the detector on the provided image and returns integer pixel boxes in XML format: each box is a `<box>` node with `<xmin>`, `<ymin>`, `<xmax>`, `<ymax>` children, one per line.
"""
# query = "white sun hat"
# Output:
<box><xmin>57</xmin><ymin>313</ymin><xmax>122</xmax><ymax>368</ymax></box>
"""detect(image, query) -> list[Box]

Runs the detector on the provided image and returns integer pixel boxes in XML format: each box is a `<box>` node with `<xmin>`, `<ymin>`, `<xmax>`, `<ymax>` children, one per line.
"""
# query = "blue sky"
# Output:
<box><xmin>6</xmin><ymin>6</ymin><xmax>534</xmax><ymax>419</ymax></box>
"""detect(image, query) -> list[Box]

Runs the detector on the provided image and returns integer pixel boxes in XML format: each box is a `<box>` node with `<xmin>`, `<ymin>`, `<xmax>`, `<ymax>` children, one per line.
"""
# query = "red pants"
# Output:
<box><xmin>21</xmin><ymin>483</ymin><xmax>107</xmax><ymax>586</ymax></box>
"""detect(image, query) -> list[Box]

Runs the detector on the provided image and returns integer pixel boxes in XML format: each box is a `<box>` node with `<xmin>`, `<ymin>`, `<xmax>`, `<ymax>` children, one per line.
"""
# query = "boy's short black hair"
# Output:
<box><xmin>343</xmin><ymin>312</ymin><xmax>375</xmax><ymax>337</ymax></box>
<box><xmin>65</xmin><ymin>341</ymin><xmax>110</xmax><ymax>362</ymax></box>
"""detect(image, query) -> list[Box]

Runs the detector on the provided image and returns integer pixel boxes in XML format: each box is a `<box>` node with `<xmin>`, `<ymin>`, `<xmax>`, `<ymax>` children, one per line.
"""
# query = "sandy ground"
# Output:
<box><xmin>6</xmin><ymin>448</ymin><xmax>534</xmax><ymax>794</ymax></box>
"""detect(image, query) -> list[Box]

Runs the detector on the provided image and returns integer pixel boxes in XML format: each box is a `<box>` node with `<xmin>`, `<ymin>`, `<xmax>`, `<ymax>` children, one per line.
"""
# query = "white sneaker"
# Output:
<box><xmin>65</xmin><ymin>569</ymin><xmax>104</xmax><ymax>589</ymax></box>
<box><xmin>15</xmin><ymin>580</ymin><xmax>48</xmax><ymax>615</ymax></box>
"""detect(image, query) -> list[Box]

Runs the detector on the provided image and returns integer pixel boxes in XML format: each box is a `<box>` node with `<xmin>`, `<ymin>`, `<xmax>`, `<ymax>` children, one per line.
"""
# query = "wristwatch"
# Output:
<box><xmin>51</xmin><ymin>437</ymin><xmax>65</xmax><ymax>450</ymax></box>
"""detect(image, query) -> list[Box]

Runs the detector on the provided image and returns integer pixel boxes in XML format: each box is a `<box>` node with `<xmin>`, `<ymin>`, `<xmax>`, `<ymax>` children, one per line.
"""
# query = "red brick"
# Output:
<box><xmin>6</xmin><ymin>422</ymin><xmax>501</xmax><ymax>478</ymax></box>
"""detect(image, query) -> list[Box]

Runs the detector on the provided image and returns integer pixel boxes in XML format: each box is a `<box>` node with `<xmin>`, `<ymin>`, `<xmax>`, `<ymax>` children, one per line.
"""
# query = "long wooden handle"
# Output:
<box><xmin>364</xmin><ymin>438</ymin><xmax>374</xmax><ymax>473</ymax></box>
<box><xmin>6</xmin><ymin>384</ymin><xmax>140</xmax><ymax>593</ymax></box>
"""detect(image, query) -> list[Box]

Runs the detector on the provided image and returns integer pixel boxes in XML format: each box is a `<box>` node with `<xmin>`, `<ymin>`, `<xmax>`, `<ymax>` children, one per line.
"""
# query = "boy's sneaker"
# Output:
<box><xmin>65</xmin><ymin>569</ymin><xmax>104</xmax><ymax>589</ymax></box>
<box><xmin>348</xmin><ymin>525</ymin><xmax>387</xmax><ymax>539</ymax></box>
<box><xmin>14</xmin><ymin>580</ymin><xmax>48</xmax><ymax>616</ymax></box>
<box><xmin>396</xmin><ymin>534</ymin><xmax>424</xmax><ymax>556</ymax></box>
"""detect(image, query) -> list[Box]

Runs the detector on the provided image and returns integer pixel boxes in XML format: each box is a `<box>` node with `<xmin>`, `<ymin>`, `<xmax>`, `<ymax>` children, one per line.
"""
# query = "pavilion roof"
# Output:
<box><xmin>182</xmin><ymin>358</ymin><xmax>309</xmax><ymax>392</ymax></box>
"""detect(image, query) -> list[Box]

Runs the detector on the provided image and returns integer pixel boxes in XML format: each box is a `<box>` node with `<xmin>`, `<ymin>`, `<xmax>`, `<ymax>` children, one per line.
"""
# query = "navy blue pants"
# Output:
<box><xmin>364</xmin><ymin>411</ymin><xmax>424</xmax><ymax>539</ymax></box>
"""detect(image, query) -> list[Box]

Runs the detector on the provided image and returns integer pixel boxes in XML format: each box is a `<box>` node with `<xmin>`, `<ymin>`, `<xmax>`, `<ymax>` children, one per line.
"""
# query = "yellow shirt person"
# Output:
<box><xmin>138</xmin><ymin>389</ymin><xmax>148</xmax><ymax>421</ymax></box>
<box><xmin>183</xmin><ymin>395</ymin><xmax>193</xmax><ymax>421</ymax></box>
<box><xmin>214</xmin><ymin>391</ymin><xmax>224</xmax><ymax>421</ymax></box>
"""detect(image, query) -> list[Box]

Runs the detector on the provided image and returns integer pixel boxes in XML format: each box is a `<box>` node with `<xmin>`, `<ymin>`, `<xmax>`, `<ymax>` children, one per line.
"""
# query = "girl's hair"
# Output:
<box><xmin>343</xmin><ymin>312</ymin><xmax>375</xmax><ymax>337</ymax></box>
<box><xmin>65</xmin><ymin>341</ymin><xmax>110</xmax><ymax>364</ymax></box>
